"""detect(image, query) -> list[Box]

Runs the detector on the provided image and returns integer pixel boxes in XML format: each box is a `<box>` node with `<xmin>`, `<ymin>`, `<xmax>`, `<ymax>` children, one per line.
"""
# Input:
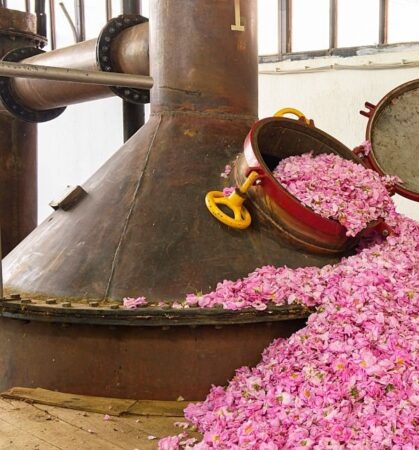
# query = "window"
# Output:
<box><xmin>337</xmin><ymin>0</ymin><xmax>380</xmax><ymax>48</ymax></box>
<box><xmin>258</xmin><ymin>0</ymin><xmax>419</xmax><ymax>60</ymax></box>
<box><xmin>388</xmin><ymin>0</ymin><xmax>419</xmax><ymax>44</ymax></box>
<box><xmin>292</xmin><ymin>0</ymin><xmax>329</xmax><ymax>52</ymax></box>
<box><xmin>258</xmin><ymin>0</ymin><xmax>279</xmax><ymax>55</ymax></box>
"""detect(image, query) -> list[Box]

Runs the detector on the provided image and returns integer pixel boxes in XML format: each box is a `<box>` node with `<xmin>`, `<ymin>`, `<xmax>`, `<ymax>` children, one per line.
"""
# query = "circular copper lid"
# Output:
<box><xmin>365</xmin><ymin>79</ymin><xmax>419</xmax><ymax>201</ymax></box>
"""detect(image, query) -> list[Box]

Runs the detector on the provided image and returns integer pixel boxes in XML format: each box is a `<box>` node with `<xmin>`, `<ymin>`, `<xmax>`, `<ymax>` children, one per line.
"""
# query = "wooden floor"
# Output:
<box><xmin>0</xmin><ymin>397</ymin><xmax>189</xmax><ymax>450</ymax></box>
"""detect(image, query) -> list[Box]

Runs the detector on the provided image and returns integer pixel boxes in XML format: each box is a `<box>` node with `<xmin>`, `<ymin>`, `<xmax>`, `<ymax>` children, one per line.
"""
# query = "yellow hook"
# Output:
<box><xmin>205</xmin><ymin>171</ymin><xmax>260</xmax><ymax>230</ymax></box>
<box><xmin>274</xmin><ymin>107</ymin><xmax>311</xmax><ymax>125</ymax></box>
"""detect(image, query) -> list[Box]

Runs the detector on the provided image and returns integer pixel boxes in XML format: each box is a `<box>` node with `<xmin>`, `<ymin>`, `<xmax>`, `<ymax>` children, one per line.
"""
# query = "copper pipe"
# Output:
<box><xmin>0</xmin><ymin>61</ymin><xmax>153</xmax><ymax>89</ymax></box>
<box><xmin>111</xmin><ymin>22</ymin><xmax>149</xmax><ymax>76</ymax></box>
<box><xmin>11</xmin><ymin>21</ymin><xmax>149</xmax><ymax>110</ymax></box>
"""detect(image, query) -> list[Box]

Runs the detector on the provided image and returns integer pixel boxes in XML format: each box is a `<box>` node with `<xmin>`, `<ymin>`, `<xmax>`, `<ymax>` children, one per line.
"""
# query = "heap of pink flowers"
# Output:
<box><xmin>272</xmin><ymin>152</ymin><xmax>400</xmax><ymax>237</ymax></box>
<box><xmin>159</xmin><ymin>214</ymin><xmax>419</xmax><ymax>450</ymax></box>
<box><xmin>159</xmin><ymin>210</ymin><xmax>418</xmax><ymax>449</ymax></box>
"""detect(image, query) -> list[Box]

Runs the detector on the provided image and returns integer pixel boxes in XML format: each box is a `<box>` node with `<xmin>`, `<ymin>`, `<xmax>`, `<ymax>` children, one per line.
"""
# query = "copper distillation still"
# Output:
<box><xmin>2</xmin><ymin>0</ymin><xmax>415</xmax><ymax>401</ymax></box>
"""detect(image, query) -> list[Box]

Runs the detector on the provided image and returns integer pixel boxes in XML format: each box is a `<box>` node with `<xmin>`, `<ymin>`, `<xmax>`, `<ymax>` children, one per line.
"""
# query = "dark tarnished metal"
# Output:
<box><xmin>0</xmin><ymin>295</ymin><xmax>311</xmax><ymax>326</ymax></box>
<box><xmin>0</xmin><ymin>316</ymin><xmax>306</xmax><ymax>400</ymax></box>
<box><xmin>11</xmin><ymin>20</ymin><xmax>149</xmax><ymax>112</ymax></box>
<box><xmin>35</xmin><ymin>0</ymin><xmax>47</xmax><ymax>38</ymax></box>
<box><xmin>96</xmin><ymin>14</ymin><xmax>150</xmax><ymax>104</ymax></box>
<box><xmin>1</xmin><ymin>0</ymin><xmax>341</xmax><ymax>399</ymax></box>
<box><xmin>121</xmin><ymin>1</ymin><xmax>146</xmax><ymax>141</ymax></box>
<box><xmin>0</xmin><ymin>46</ymin><xmax>66</xmax><ymax>122</ymax></box>
<box><xmin>0</xmin><ymin>8</ymin><xmax>38</xmax><ymax>256</ymax></box>
<box><xmin>49</xmin><ymin>185</ymin><xmax>87</xmax><ymax>211</ymax></box>
<box><xmin>0</xmin><ymin>6</ymin><xmax>46</xmax><ymax>47</ymax></box>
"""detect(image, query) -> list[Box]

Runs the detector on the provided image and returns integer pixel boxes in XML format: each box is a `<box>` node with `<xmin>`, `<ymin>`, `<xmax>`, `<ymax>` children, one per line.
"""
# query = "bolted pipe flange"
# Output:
<box><xmin>96</xmin><ymin>14</ymin><xmax>150</xmax><ymax>105</ymax></box>
<box><xmin>0</xmin><ymin>47</ymin><xmax>66</xmax><ymax>122</ymax></box>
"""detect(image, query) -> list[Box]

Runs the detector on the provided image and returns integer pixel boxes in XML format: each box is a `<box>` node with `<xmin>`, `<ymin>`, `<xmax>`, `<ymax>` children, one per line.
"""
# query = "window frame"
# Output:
<box><xmin>259</xmin><ymin>0</ymin><xmax>419</xmax><ymax>63</ymax></box>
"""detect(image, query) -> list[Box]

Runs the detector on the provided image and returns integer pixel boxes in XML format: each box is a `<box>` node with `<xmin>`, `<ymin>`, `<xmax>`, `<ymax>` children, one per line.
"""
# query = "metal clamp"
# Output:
<box><xmin>205</xmin><ymin>171</ymin><xmax>260</xmax><ymax>230</ymax></box>
<box><xmin>0</xmin><ymin>47</ymin><xmax>66</xmax><ymax>123</ymax></box>
<box><xmin>96</xmin><ymin>14</ymin><xmax>150</xmax><ymax>105</ymax></box>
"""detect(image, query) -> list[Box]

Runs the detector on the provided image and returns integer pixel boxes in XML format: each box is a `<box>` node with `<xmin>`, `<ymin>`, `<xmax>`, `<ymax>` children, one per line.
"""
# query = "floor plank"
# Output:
<box><xmin>0</xmin><ymin>399</ymin><xmax>198</xmax><ymax>450</ymax></box>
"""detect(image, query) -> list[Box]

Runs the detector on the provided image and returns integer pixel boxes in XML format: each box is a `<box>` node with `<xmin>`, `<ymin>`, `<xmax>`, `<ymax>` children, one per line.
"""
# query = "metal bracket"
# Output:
<box><xmin>0</xmin><ymin>47</ymin><xmax>66</xmax><ymax>123</ymax></box>
<box><xmin>49</xmin><ymin>185</ymin><xmax>87</xmax><ymax>211</ymax></box>
<box><xmin>96</xmin><ymin>14</ymin><xmax>150</xmax><ymax>105</ymax></box>
<box><xmin>231</xmin><ymin>0</ymin><xmax>245</xmax><ymax>32</ymax></box>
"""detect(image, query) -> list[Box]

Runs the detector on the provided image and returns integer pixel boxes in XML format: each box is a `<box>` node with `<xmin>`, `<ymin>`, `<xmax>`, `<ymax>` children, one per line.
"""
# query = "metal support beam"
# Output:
<box><xmin>0</xmin><ymin>60</ymin><xmax>153</xmax><ymax>90</ymax></box>
<box><xmin>122</xmin><ymin>0</ymin><xmax>145</xmax><ymax>141</ymax></box>
<box><xmin>74</xmin><ymin>0</ymin><xmax>85</xmax><ymax>42</ymax></box>
<box><xmin>278</xmin><ymin>0</ymin><xmax>291</xmax><ymax>55</ymax></box>
<box><xmin>379</xmin><ymin>0</ymin><xmax>388</xmax><ymax>45</ymax></box>
<box><xmin>0</xmin><ymin>227</ymin><xmax>3</xmax><ymax>299</ymax></box>
<box><xmin>106</xmin><ymin>0</ymin><xmax>112</xmax><ymax>21</ymax></box>
<box><xmin>49</xmin><ymin>0</ymin><xmax>56</xmax><ymax>49</ymax></box>
<box><xmin>329</xmin><ymin>0</ymin><xmax>338</xmax><ymax>50</ymax></box>
<box><xmin>35</xmin><ymin>0</ymin><xmax>47</xmax><ymax>38</ymax></box>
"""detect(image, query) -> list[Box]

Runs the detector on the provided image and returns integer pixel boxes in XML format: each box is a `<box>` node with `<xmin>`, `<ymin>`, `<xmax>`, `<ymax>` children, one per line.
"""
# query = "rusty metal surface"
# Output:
<box><xmin>0</xmin><ymin>110</ymin><xmax>37</xmax><ymax>256</ymax></box>
<box><xmin>0</xmin><ymin>316</ymin><xmax>306</xmax><ymax>400</ymax></box>
<box><xmin>0</xmin><ymin>9</ymin><xmax>38</xmax><ymax>256</ymax></box>
<box><xmin>12</xmin><ymin>21</ymin><xmax>149</xmax><ymax>110</ymax></box>
<box><xmin>3</xmin><ymin>0</ymin><xmax>338</xmax><ymax>302</ymax></box>
<box><xmin>1</xmin><ymin>0</ymin><xmax>340</xmax><ymax>400</ymax></box>
<box><xmin>0</xmin><ymin>7</ymin><xmax>36</xmax><ymax>34</ymax></box>
<box><xmin>3</xmin><ymin>112</ymin><xmax>337</xmax><ymax>301</ymax></box>
<box><xmin>0</xmin><ymin>294</ymin><xmax>311</xmax><ymax>326</ymax></box>
<box><xmin>150</xmin><ymin>0</ymin><xmax>257</xmax><ymax>116</ymax></box>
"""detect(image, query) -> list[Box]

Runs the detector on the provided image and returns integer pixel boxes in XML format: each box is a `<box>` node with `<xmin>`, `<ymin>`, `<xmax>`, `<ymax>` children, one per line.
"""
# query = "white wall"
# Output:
<box><xmin>259</xmin><ymin>47</ymin><xmax>419</xmax><ymax>220</ymax></box>
<box><xmin>37</xmin><ymin>97</ymin><xmax>123</xmax><ymax>222</ymax></box>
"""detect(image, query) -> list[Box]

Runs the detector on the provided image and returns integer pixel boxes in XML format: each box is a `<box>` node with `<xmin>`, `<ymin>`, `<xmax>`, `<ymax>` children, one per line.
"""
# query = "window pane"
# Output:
<box><xmin>85</xmin><ymin>0</ymin><xmax>107</xmax><ymax>40</ymax></box>
<box><xmin>292</xmin><ymin>0</ymin><xmax>329</xmax><ymax>52</ymax></box>
<box><xmin>338</xmin><ymin>0</ymin><xmax>379</xmax><ymax>47</ymax></box>
<box><xmin>388</xmin><ymin>0</ymin><xmax>419</xmax><ymax>43</ymax></box>
<box><xmin>55</xmin><ymin>0</ymin><xmax>77</xmax><ymax>47</ymax></box>
<box><xmin>258</xmin><ymin>0</ymin><xmax>279</xmax><ymax>55</ymax></box>
<box><xmin>5</xmin><ymin>0</ymin><xmax>27</xmax><ymax>12</ymax></box>
<box><xmin>141</xmin><ymin>0</ymin><xmax>150</xmax><ymax>18</ymax></box>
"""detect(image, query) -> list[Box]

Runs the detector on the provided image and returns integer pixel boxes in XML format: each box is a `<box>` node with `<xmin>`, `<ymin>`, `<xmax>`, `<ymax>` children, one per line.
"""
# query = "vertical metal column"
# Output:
<box><xmin>0</xmin><ymin>9</ymin><xmax>39</xmax><ymax>256</ymax></box>
<box><xmin>35</xmin><ymin>0</ymin><xmax>47</xmax><ymax>38</ymax></box>
<box><xmin>122</xmin><ymin>0</ymin><xmax>145</xmax><ymax>141</ymax></box>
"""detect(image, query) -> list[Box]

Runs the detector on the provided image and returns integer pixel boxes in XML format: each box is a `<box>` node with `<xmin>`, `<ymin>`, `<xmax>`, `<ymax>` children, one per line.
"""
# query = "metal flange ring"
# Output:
<box><xmin>0</xmin><ymin>47</ymin><xmax>66</xmax><ymax>123</ymax></box>
<box><xmin>96</xmin><ymin>14</ymin><xmax>150</xmax><ymax>105</ymax></box>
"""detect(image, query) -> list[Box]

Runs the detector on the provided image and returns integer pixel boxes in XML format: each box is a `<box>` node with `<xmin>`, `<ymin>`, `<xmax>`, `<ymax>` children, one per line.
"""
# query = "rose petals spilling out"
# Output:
<box><xmin>159</xmin><ymin>191</ymin><xmax>418</xmax><ymax>448</ymax></box>
<box><xmin>222</xmin><ymin>186</ymin><xmax>235</xmax><ymax>197</ymax></box>
<box><xmin>220</xmin><ymin>165</ymin><xmax>232</xmax><ymax>179</ymax></box>
<box><xmin>272</xmin><ymin>152</ymin><xmax>401</xmax><ymax>236</ymax></box>
<box><xmin>122</xmin><ymin>296</ymin><xmax>148</xmax><ymax>309</ymax></box>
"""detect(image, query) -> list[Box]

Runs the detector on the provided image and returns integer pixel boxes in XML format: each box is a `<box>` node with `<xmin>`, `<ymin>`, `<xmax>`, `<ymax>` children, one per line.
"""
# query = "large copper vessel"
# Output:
<box><xmin>0</xmin><ymin>0</ymin><xmax>339</xmax><ymax>400</ymax></box>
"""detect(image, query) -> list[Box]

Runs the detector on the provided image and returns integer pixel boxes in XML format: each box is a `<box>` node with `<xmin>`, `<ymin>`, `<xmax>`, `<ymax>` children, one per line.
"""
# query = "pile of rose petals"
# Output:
<box><xmin>159</xmin><ymin>209</ymin><xmax>419</xmax><ymax>449</ymax></box>
<box><xmin>272</xmin><ymin>152</ymin><xmax>401</xmax><ymax>237</ymax></box>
